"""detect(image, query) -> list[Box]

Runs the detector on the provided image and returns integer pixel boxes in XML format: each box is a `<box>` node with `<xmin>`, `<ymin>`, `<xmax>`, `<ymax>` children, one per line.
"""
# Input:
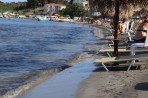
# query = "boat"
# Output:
<box><xmin>62</xmin><ymin>18</ymin><xmax>75</xmax><ymax>23</ymax></box>
<box><xmin>38</xmin><ymin>16</ymin><xmax>50</xmax><ymax>22</ymax></box>
<box><xmin>57</xmin><ymin>17</ymin><xmax>74</xmax><ymax>23</ymax></box>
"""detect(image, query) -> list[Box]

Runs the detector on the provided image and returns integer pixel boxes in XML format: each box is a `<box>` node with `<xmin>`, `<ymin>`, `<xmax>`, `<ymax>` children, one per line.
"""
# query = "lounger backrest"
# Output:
<box><xmin>127</xmin><ymin>31</ymin><xmax>132</xmax><ymax>41</ymax></box>
<box><xmin>124</xmin><ymin>21</ymin><xmax>130</xmax><ymax>33</ymax></box>
<box><xmin>144</xmin><ymin>30</ymin><xmax>148</xmax><ymax>47</ymax></box>
<box><xmin>129</xmin><ymin>21</ymin><xmax>134</xmax><ymax>33</ymax></box>
<box><xmin>125</xmin><ymin>21</ymin><xmax>134</xmax><ymax>41</ymax></box>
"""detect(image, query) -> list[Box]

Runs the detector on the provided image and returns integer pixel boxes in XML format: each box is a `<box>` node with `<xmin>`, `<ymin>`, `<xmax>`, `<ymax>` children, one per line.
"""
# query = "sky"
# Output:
<box><xmin>0</xmin><ymin>0</ymin><xmax>26</xmax><ymax>2</ymax></box>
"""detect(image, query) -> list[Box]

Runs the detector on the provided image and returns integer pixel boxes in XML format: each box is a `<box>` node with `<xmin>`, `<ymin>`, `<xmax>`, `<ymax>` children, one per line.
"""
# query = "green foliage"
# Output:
<box><xmin>0</xmin><ymin>3</ymin><xmax>15</xmax><ymax>12</ymax></box>
<box><xmin>0</xmin><ymin>0</ymin><xmax>87</xmax><ymax>17</ymax></box>
<box><xmin>0</xmin><ymin>2</ymin><xmax>27</xmax><ymax>13</ymax></box>
<box><xmin>59</xmin><ymin>3</ymin><xmax>87</xmax><ymax>19</ymax></box>
<box><xmin>27</xmin><ymin>0</ymin><xmax>64</xmax><ymax>8</ymax></box>
<box><xmin>69</xmin><ymin>0</ymin><xmax>73</xmax><ymax>4</ymax></box>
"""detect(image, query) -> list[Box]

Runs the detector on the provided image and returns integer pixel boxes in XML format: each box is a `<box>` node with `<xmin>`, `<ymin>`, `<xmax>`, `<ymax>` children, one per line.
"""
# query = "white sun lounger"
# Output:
<box><xmin>130</xmin><ymin>30</ymin><xmax>148</xmax><ymax>55</ymax></box>
<box><xmin>94</xmin><ymin>53</ymin><xmax>148</xmax><ymax>71</ymax></box>
<box><xmin>105</xmin><ymin>21</ymin><xmax>135</xmax><ymax>48</ymax></box>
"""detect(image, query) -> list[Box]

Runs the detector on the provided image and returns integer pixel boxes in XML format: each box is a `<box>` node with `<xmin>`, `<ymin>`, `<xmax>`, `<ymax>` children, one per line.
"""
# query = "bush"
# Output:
<box><xmin>59</xmin><ymin>3</ymin><xmax>87</xmax><ymax>19</ymax></box>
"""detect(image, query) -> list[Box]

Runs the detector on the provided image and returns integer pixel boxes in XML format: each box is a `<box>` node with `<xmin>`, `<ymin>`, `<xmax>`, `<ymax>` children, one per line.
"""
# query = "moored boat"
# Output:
<box><xmin>38</xmin><ymin>16</ymin><xmax>50</xmax><ymax>22</ymax></box>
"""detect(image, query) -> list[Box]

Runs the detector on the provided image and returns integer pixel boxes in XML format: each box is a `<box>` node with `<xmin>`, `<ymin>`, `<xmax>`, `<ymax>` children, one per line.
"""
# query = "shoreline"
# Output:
<box><xmin>18</xmin><ymin>58</ymin><xmax>97</xmax><ymax>98</ymax></box>
<box><xmin>1</xmin><ymin>23</ymin><xmax>106</xmax><ymax>98</ymax></box>
<box><xmin>15</xmin><ymin>24</ymin><xmax>105</xmax><ymax>98</ymax></box>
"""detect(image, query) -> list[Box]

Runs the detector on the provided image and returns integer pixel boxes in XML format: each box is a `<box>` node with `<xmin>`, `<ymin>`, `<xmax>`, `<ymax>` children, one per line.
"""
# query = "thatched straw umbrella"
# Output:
<box><xmin>89</xmin><ymin>0</ymin><xmax>148</xmax><ymax>56</ymax></box>
<box><xmin>133</xmin><ymin>8</ymin><xmax>148</xmax><ymax>18</ymax></box>
<box><xmin>89</xmin><ymin>0</ymin><xmax>148</xmax><ymax>18</ymax></box>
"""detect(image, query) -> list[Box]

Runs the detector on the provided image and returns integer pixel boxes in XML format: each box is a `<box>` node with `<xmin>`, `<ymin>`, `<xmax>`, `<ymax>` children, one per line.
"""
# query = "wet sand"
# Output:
<box><xmin>17</xmin><ymin>58</ymin><xmax>97</xmax><ymax>98</ymax></box>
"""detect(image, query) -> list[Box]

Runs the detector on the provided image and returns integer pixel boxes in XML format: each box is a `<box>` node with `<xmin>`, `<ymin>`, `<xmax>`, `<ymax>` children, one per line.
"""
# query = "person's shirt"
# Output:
<box><xmin>134</xmin><ymin>22</ymin><xmax>148</xmax><ymax>40</ymax></box>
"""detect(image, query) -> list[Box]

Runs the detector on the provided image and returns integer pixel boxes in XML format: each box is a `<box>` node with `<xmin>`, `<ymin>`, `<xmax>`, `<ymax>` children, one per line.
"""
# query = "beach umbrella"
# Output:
<box><xmin>133</xmin><ymin>8</ymin><xmax>148</xmax><ymax>18</ymax></box>
<box><xmin>89</xmin><ymin>0</ymin><xmax>148</xmax><ymax>18</ymax></box>
<box><xmin>89</xmin><ymin>0</ymin><xmax>148</xmax><ymax>56</ymax></box>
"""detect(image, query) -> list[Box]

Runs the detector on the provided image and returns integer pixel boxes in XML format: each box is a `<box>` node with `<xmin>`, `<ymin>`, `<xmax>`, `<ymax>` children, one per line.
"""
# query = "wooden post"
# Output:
<box><xmin>113</xmin><ymin>0</ymin><xmax>120</xmax><ymax>57</ymax></box>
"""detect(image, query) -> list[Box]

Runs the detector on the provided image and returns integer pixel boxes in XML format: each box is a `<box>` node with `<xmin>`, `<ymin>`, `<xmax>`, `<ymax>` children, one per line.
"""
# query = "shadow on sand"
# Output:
<box><xmin>135</xmin><ymin>82</ymin><xmax>148</xmax><ymax>91</ymax></box>
<box><xmin>93</xmin><ymin>64</ymin><xmax>141</xmax><ymax>72</ymax></box>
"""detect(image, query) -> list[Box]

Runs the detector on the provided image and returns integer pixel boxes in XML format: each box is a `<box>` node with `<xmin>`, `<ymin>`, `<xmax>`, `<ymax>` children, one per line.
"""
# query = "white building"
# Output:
<box><xmin>44</xmin><ymin>3</ymin><xmax>66</xmax><ymax>14</ymax></box>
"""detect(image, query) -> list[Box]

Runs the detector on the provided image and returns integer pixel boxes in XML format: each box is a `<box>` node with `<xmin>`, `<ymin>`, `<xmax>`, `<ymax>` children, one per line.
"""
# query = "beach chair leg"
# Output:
<box><xmin>96</xmin><ymin>50</ymin><xmax>101</xmax><ymax>55</ymax></box>
<box><xmin>108</xmin><ymin>41</ymin><xmax>114</xmax><ymax>49</ymax></box>
<box><xmin>108</xmin><ymin>44</ymin><xmax>112</xmax><ymax>49</ymax></box>
<box><xmin>101</xmin><ymin>62</ymin><xmax>109</xmax><ymax>71</ymax></box>
<box><xmin>107</xmin><ymin>52</ymin><xmax>112</xmax><ymax>57</ymax></box>
<box><xmin>126</xmin><ymin>61</ymin><xmax>130</xmax><ymax>65</ymax></box>
<box><xmin>127</xmin><ymin>60</ymin><xmax>135</xmax><ymax>71</ymax></box>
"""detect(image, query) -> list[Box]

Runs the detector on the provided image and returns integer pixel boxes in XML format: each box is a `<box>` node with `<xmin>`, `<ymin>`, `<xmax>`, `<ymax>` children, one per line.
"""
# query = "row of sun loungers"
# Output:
<box><xmin>94</xmin><ymin>22</ymin><xmax>148</xmax><ymax>71</ymax></box>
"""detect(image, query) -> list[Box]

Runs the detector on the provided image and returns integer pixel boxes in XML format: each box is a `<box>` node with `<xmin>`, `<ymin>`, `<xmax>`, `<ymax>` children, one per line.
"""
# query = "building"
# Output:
<box><xmin>43</xmin><ymin>3</ymin><xmax>66</xmax><ymax>15</ymax></box>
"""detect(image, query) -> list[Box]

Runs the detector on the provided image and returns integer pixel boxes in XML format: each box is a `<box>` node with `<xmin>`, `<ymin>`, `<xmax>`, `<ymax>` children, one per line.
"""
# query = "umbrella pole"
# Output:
<box><xmin>113</xmin><ymin>0</ymin><xmax>120</xmax><ymax>57</ymax></box>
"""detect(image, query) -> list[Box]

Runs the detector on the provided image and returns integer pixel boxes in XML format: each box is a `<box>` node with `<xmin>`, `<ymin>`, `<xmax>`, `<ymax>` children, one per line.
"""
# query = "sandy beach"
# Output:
<box><xmin>76</xmin><ymin>70</ymin><xmax>148</xmax><ymax>98</ymax></box>
<box><xmin>76</xmin><ymin>24</ymin><xmax>148</xmax><ymax>98</ymax></box>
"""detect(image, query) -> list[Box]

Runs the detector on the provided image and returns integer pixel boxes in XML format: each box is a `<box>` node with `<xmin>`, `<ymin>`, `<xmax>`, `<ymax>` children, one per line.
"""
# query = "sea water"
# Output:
<box><xmin>0</xmin><ymin>18</ymin><xmax>99</xmax><ymax>96</ymax></box>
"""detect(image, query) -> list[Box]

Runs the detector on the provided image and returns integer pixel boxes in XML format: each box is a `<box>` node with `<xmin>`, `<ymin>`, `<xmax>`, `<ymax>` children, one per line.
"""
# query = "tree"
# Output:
<box><xmin>69</xmin><ymin>0</ymin><xmax>74</xmax><ymax>4</ymax></box>
<box><xmin>27</xmin><ymin>0</ymin><xmax>57</xmax><ymax>8</ymax></box>
<box><xmin>0</xmin><ymin>1</ymin><xmax>4</xmax><ymax>3</ymax></box>
<box><xmin>60</xmin><ymin>3</ymin><xmax>87</xmax><ymax>19</ymax></box>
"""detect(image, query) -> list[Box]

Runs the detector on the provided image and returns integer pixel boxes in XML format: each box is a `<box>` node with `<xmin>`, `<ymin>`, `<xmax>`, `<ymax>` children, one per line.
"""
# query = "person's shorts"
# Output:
<box><xmin>134</xmin><ymin>38</ymin><xmax>146</xmax><ymax>43</ymax></box>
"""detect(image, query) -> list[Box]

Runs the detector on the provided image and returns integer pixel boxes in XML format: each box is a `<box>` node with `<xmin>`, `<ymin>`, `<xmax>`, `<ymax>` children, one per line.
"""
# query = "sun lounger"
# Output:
<box><xmin>104</xmin><ymin>21</ymin><xmax>135</xmax><ymax>48</ymax></box>
<box><xmin>98</xmin><ymin>48</ymin><xmax>148</xmax><ymax>57</ymax></box>
<box><xmin>94</xmin><ymin>53</ymin><xmax>148</xmax><ymax>71</ymax></box>
<box><xmin>104</xmin><ymin>33</ymin><xmax>135</xmax><ymax>49</ymax></box>
<box><xmin>130</xmin><ymin>30</ymin><xmax>148</xmax><ymax>55</ymax></box>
